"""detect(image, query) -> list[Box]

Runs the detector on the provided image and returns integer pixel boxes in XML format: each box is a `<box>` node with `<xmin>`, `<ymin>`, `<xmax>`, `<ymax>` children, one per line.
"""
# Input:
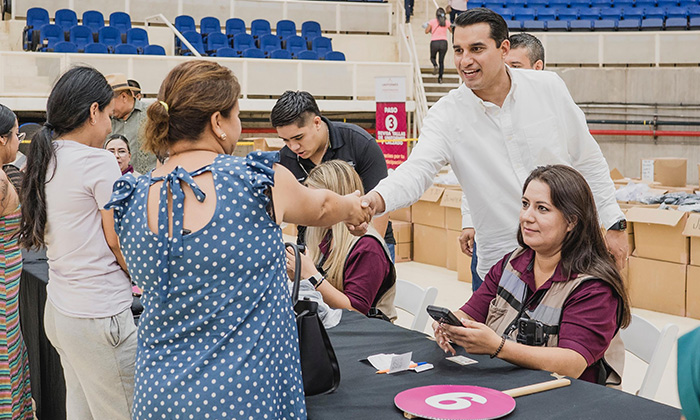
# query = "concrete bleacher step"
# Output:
<box><xmin>421</xmin><ymin>67</ymin><xmax>460</xmax><ymax>108</ymax></box>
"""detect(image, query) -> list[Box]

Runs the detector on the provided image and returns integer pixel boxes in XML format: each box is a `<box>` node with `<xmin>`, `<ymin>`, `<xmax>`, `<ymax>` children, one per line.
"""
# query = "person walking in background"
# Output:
<box><xmin>20</xmin><ymin>67</ymin><xmax>136</xmax><ymax>420</ymax></box>
<box><xmin>425</xmin><ymin>8</ymin><xmax>451</xmax><ymax>84</ymax></box>
<box><xmin>0</xmin><ymin>104</ymin><xmax>33</xmax><ymax>419</ymax></box>
<box><xmin>447</xmin><ymin>0</ymin><xmax>468</xmax><ymax>25</ymax></box>
<box><xmin>106</xmin><ymin>60</ymin><xmax>370</xmax><ymax>419</ymax></box>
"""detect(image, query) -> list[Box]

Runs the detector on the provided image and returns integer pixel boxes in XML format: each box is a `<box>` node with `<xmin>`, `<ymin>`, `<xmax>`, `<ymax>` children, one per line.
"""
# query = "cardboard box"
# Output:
<box><xmin>641</xmin><ymin>158</ymin><xmax>687</xmax><ymax>187</ymax></box>
<box><xmin>440</xmin><ymin>189</ymin><xmax>463</xmax><ymax>231</ymax></box>
<box><xmin>391</xmin><ymin>220</ymin><xmax>412</xmax><ymax>244</ymax></box>
<box><xmin>687</xmin><ymin>265</ymin><xmax>700</xmax><ymax>319</ymax></box>
<box><xmin>627</xmin><ymin>232</ymin><xmax>634</xmax><ymax>257</ymax></box>
<box><xmin>628</xmin><ymin>256</ymin><xmax>686</xmax><ymax>316</ymax></box>
<box><xmin>413</xmin><ymin>224</ymin><xmax>446</xmax><ymax>267</ymax></box>
<box><xmin>252</xmin><ymin>137</ymin><xmax>285</xmax><ymax>151</ymax></box>
<box><xmin>457</xmin><ymin>250</ymin><xmax>472</xmax><ymax>283</ymax></box>
<box><xmin>395</xmin><ymin>242</ymin><xmax>412</xmax><ymax>263</ymax></box>
<box><xmin>445</xmin><ymin>229</ymin><xmax>462</xmax><ymax>271</ymax></box>
<box><xmin>389</xmin><ymin>207</ymin><xmax>411</xmax><ymax>223</ymax></box>
<box><xmin>683</xmin><ymin>213</ymin><xmax>700</xmax><ymax>266</ymax></box>
<box><xmin>610</xmin><ymin>168</ymin><xmax>624</xmax><ymax>181</ymax></box>
<box><xmin>626</xmin><ymin>206</ymin><xmax>689</xmax><ymax>264</ymax></box>
<box><xmin>411</xmin><ymin>186</ymin><xmax>446</xmax><ymax>229</ymax></box>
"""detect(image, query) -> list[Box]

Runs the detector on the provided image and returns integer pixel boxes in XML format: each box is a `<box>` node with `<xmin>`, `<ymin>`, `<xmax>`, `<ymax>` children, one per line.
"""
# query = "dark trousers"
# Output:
<box><xmin>450</xmin><ymin>8</ymin><xmax>466</xmax><ymax>25</ymax></box>
<box><xmin>404</xmin><ymin>0</ymin><xmax>414</xmax><ymax>22</ymax></box>
<box><xmin>471</xmin><ymin>241</ymin><xmax>483</xmax><ymax>292</ymax></box>
<box><xmin>430</xmin><ymin>40</ymin><xmax>448</xmax><ymax>79</ymax></box>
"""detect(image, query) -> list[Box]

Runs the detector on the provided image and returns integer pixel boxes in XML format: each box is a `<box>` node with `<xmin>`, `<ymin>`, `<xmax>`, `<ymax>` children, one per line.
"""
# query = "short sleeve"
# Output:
<box><xmin>245</xmin><ymin>151</ymin><xmax>279</xmax><ymax>201</ymax></box>
<box><xmin>104</xmin><ymin>173</ymin><xmax>138</xmax><ymax>230</ymax></box>
<box><xmin>86</xmin><ymin>150</ymin><xmax>122</xmax><ymax>208</ymax></box>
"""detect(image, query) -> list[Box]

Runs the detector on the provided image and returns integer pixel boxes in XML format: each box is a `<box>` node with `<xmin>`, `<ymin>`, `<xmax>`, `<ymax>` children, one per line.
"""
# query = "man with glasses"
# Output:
<box><xmin>106</xmin><ymin>74</ymin><xmax>155</xmax><ymax>174</ymax></box>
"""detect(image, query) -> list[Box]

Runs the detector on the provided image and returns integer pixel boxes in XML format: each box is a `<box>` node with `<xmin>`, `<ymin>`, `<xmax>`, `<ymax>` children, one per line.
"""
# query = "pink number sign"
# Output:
<box><xmin>394</xmin><ymin>385</ymin><xmax>516</xmax><ymax>420</ymax></box>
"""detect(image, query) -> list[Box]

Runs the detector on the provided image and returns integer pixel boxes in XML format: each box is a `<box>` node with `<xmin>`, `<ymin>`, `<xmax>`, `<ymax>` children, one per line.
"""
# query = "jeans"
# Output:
<box><xmin>430</xmin><ymin>40</ymin><xmax>448</xmax><ymax>80</ymax></box>
<box><xmin>471</xmin><ymin>241</ymin><xmax>483</xmax><ymax>292</ymax></box>
<box><xmin>387</xmin><ymin>243</ymin><xmax>396</xmax><ymax>263</ymax></box>
<box><xmin>404</xmin><ymin>0</ymin><xmax>414</xmax><ymax>22</ymax></box>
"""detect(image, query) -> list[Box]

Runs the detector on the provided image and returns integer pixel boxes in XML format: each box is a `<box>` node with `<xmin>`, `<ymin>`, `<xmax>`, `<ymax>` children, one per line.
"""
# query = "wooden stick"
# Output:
<box><xmin>502</xmin><ymin>378</ymin><xmax>571</xmax><ymax>398</ymax></box>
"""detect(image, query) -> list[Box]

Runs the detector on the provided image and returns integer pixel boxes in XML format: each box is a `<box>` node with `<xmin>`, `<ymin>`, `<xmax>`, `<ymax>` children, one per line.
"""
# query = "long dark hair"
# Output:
<box><xmin>517</xmin><ymin>165</ymin><xmax>631</xmax><ymax>329</ymax></box>
<box><xmin>0</xmin><ymin>104</ymin><xmax>16</xmax><ymax>136</ymax></box>
<box><xmin>436</xmin><ymin>8</ymin><xmax>447</xmax><ymax>27</ymax></box>
<box><xmin>19</xmin><ymin>66</ymin><xmax>113</xmax><ymax>249</ymax></box>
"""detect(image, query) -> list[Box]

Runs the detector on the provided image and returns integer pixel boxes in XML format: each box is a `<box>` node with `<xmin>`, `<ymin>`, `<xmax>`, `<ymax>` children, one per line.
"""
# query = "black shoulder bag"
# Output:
<box><xmin>287</xmin><ymin>242</ymin><xmax>341</xmax><ymax>396</ymax></box>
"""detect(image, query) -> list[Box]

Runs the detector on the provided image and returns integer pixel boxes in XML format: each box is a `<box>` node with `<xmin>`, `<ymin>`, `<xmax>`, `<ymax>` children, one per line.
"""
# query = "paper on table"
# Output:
<box><xmin>366</xmin><ymin>352</ymin><xmax>413</xmax><ymax>373</ymax></box>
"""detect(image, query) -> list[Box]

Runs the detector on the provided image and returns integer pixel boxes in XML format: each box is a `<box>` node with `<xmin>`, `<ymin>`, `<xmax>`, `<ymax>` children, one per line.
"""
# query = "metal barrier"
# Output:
<box><xmin>11</xmin><ymin>0</ymin><xmax>394</xmax><ymax>35</ymax></box>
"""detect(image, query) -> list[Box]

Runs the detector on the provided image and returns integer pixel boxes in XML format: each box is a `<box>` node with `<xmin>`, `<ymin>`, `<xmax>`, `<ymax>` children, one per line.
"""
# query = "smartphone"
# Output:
<box><xmin>426</xmin><ymin>305</ymin><xmax>463</xmax><ymax>326</ymax></box>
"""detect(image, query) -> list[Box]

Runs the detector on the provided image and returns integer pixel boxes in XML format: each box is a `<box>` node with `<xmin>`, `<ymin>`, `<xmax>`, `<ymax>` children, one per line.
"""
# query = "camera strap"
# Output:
<box><xmin>503</xmin><ymin>288</ymin><xmax>549</xmax><ymax>337</ymax></box>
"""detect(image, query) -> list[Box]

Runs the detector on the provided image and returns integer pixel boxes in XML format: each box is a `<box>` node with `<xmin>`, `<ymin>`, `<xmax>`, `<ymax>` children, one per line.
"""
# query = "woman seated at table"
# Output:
<box><xmin>434</xmin><ymin>165</ymin><xmax>631</xmax><ymax>384</ymax></box>
<box><xmin>286</xmin><ymin>160</ymin><xmax>397</xmax><ymax>321</ymax></box>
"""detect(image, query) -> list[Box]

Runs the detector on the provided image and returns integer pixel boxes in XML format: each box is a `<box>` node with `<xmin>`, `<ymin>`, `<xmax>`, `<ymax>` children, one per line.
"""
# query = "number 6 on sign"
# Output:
<box><xmin>425</xmin><ymin>392</ymin><xmax>487</xmax><ymax>410</ymax></box>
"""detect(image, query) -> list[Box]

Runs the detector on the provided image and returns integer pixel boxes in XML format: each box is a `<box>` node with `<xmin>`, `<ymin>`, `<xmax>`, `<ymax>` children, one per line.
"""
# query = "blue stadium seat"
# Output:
<box><xmin>570</xmin><ymin>19</ymin><xmax>594</xmax><ymax>29</ymax></box>
<box><xmin>549</xmin><ymin>0</ymin><xmax>570</xmax><ymax>8</ymax></box>
<box><xmin>689</xmin><ymin>5</ymin><xmax>700</xmax><ymax>17</ymax></box>
<box><xmin>251</xmin><ymin>19</ymin><xmax>272</xmax><ymax>39</ymax></box>
<box><xmin>658</xmin><ymin>0</ymin><xmax>679</xmax><ymax>5</ymax></box>
<box><xmin>297</xmin><ymin>50</ymin><xmax>319</xmax><ymax>60</ymax></box>
<box><xmin>641</xmin><ymin>16</ymin><xmax>664</xmax><ymax>27</ymax></box>
<box><xmin>55</xmin><ymin>9</ymin><xmax>78</xmax><ymax>36</ymax></box>
<box><xmin>243</xmin><ymin>47</ymin><xmax>265</xmax><ymax>58</ymax></box>
<box><xmin>301</xmin><ymin>21</ymin><xmax>322</xmax><ymax>42</ymax></box>
<box><xmin>276</xmin><ymin>20</ymin><xmax>297</xmax><ymax>40</ymax></box>
<box><xmin>200</xmin><ymin>17</ymin><xmax>222</xmax><ymax>41</ymax></box>
<box><xmin>618</xmin><ymin>16</ymin><xmax>642</xmax><ymax>28</ymax></box>
<box><xmin>591</xmin><ymin>0</ymin><xmax>613</xmax><ymax>7</ymax></box>
<box><xmin>547</xmin><ymin>20</ymin><xmax>570</xmax><ymax>29</ymax></box>
<box><xmin>180</xmin><ymin>30</ymin><xmax>206</xmax><ymax>55</ymax></box>
<box><xmin>514</xmin><ymin>8</ymin><xmax>537</xmax><ymax>19</ymax></box>
<box><xmin>37</xmin><ymin>24</ymin><xmax>63</xmax><ymax>51</ymax></box>
<box><xmin>82</xmin><ymin>10</ymin><xmax>105</xmax><ymax>39</ymax></box>
<box><xmin>523</xmin><ymin>19</ymin><xmax>546</xmax><ymax>29</ymax></box>
<box><xmin>493</xmin><ymin>8</ymin><xmax>514</xmax><ymax>20</ymax></box>
<box><xmin>508</xmin><ymin>20</ymin><xmax>524</xmax><ymax>30</ymax></box>
<box><xmin>537</xmin><ymin>9</ymin><xmax>557</xmax><ymax>20</ymax></box>
<box><xmin>114</xmin><ymin>43</ymin><xmax>138</xmax><ymax>54</ymax></box>
<box><xmin>311</xmin><ymin>36</ymin><xmax>333</xmax><ymax>56</ymax></box>
<box><xmin>270</xmin><ymin>49</ymin><xmax>292</xmax><ymax>59</ymax></box>
<box><xmin>24</xmin><ymin>7</ymin><xmax>50</xmax><ymax>50</ymax></box>
<box><xmin>613</xmin><ymin>0</ymin><xmax>635</xmax><ymax>6</ymax></box>
<box><xmin>511</xmin><ymin>0</ymin><xmax>528</xmax><ymax>8</ymax></box>
<box><xmin>665</xmin><ymin>16</ymin><xmax>689</xmax><ymax>27</ymax></box>
<box><xmin>143</xmin><ymin>44</ymin><xmax>166</xmax><ymax>55</ymax></box>
<box><xmin>622</xmin><ymin>7</ymin><xmax>645</xmax><ymax>18</ymax></box>
<box><xmin>645</xmin><ymin>8</ymin><xmax>666</xmax><ymax>18</ymax></box>
<box><xmin>593</xmin><ymin>18</ymin><xmax>618</xmax><ymax>28</ymax></box>
<box><xmin>558</xmin><ymin>8</ymin><xmax>580</xmax><ymax>19</ymax></box>
<box><xmin>484</xmin><ymin>1</ymin><xmax>505</xmax><ymax>8</ymax></box>
<box><xmin>285</xmin><ymin>35</ymin><xmax>308</xmax><ymax>56</ymax></box>
<box><xmin>635</xmin><ymin>0</ymin><xmax>656</xmax><ymax>8</ymax></box>
<box><xmin>109</xmin><ymin>12</ymin><xmax>132</xmax><ymax>38</ymax></box>
<box><xmin>174</xmin><ymin>15</ymin><xmax>196</xmax><ymax>49</ymax></box>
<box><xmin>126</xmin><ymin>28</ymin><xmax>149</xmax><ymax>52</ymax></box>
<box><xmin>53</xmin><ymin>41</ymin><xmax>78</xmax><ymax>53</ymax></box>
<box><xmin>569</xmin><ymin>0</ymin><xmax>592</xmax><ymax>8</ymax></box>
<box><xmin>600</xmin><ymin>7</ymin><xmax>623</xmax><ymax>18</ymax></box>
<box><xmin>260</xmin><ymin>34</ymin><xmax>281</xmax><ymax>56</ymax></box>
<box><xmin>529</xmin><ymin>0</ymin><xmax>549</xmax><ymax>7</ymax></box>
<box><xmin>580</xmin><ymin>7</ymin><xmax>602</xmax><ymax>18</ymax></box>
<box><xmin>689</xmin><ymin>15</ymin><xmax>700</xmax><ymax>27</ymax></box>
<box><xmin>216</xmin><ymin>47</ymin><xmax>239</xmax><ymax>57</ymax></box>
<box><xmin>206</xmin><ymin>32</ymin><xmax>228</xmax><ymax>54</ymax></box>
<box><xmin>233</xmin><ymin>33</ymin><xmax>256</xmax><ymax>54</ymax></box>
<box><xmin>98</xmin><ymin>26</ymin><xmax>122</xmax><ymax>50</ymax></box>
<box><xmin>69</xmin><ymin>25</ymin><xmax>94</xmax><ymax>51</ymax></box>
<box><xmin>471</xmin><ymin>0</ymin><xmax>488</xmax><ymax>7</ymax></box>
<box><xmin>85</xmin><ymin>43</ymin><xmax>109</xmax><ymax>54</ymax></box>
<box><xmin>324</xmin><ymin>51</ymin><xmax>346</xmax><ymax>61</ymax></box>
<box><xmin>666</xmin><ymin>5</ymin><xmax>689</xmax><ymax>17</ymax></box>
<box><xmin>226</xmin><ymin>18</ymin><xmax>246</xmax><ymax>39</ymax></box>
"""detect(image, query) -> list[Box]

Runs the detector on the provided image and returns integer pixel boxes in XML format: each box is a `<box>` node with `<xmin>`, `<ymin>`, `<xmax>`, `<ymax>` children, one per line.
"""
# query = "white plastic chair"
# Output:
<box><xmin>620</xmin><ymin>314</ymin><xmax>679</xmax><ymax>399</ymax></box>
<box><xmin>394</xmin><ymin>279</ymin><xmax>438</xmax><ymax>332</ymax></box>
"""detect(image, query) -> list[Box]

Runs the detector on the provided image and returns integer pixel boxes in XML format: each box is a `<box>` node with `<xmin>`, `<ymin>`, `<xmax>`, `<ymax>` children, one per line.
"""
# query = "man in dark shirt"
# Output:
<box><xmin>270</xmin><ymin>90</ymin><xmax>395</xmax><ymax>258</ymax></box>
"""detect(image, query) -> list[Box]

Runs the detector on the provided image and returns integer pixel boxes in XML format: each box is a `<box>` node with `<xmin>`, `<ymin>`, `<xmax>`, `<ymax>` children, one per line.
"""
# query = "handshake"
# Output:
<box><xmin>343</xmin><ymin>191</ymin><xmax>386</xmax><ymax>236</ymax></box>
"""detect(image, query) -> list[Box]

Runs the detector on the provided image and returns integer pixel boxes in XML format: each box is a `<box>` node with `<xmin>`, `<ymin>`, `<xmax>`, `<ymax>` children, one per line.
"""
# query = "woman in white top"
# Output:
<box><xmin>19</xmin><ymin>66</ymin><xmax>135</xmax><ymax>419</ymax></box>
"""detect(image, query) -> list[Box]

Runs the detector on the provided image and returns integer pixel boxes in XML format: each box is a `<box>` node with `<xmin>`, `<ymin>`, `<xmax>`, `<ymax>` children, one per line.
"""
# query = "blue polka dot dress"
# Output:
<box><xmin>106</xmin><ymin>152</ymin><xmax>306</xmax><ymax>420</ymax></box>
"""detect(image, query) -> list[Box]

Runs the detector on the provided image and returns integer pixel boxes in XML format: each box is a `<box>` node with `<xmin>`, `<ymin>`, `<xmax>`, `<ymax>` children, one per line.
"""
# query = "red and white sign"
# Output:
<box><xmin>394</xmin><ymin>385</ymin><xmax>516</xmax><ymax>420</ymax></box>
<box><xmin>375</xmin><ymin>77</ymin><xmax>407</xmax><ymax>170</ymax></box>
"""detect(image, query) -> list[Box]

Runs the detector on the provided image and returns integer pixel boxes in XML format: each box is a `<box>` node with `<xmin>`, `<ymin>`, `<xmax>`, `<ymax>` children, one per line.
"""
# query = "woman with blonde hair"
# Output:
<box><xmin>105</xmin><ymin>60</ymin><xmax>369</xmax><ymax>419</ymax></box>
<box><xmin>287</xmin><ymin>160</ymin><xmax>397</xmax><ymax>320</ymax></box>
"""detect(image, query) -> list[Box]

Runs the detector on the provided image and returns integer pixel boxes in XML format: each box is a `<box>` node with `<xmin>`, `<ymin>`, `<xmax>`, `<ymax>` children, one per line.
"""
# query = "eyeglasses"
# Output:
<box><xmin>108</xmin><ymin>148</ymin><xmax>130</xmax><ymax>157</ymax></box>
<box><xmin>2</xmin><ymin>132</ymin><xmax>25</xmax><ymax>142</ymax></box>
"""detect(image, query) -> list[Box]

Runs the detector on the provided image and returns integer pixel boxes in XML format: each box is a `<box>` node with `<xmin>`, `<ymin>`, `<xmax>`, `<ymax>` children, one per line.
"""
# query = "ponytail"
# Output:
<box><xmin>19</xmin><ymin>125</ymin><xmax>55</xmax><ymax>249</ymax></box>
<box><xmin>437</xmin><ymin>8</ymin><xmax>447</xmax><ymax>27</ymax></box>
<box><xmin>143</xmin><ymin>100</ymin><xmax>170</xmax><ymax>158</ymax></box>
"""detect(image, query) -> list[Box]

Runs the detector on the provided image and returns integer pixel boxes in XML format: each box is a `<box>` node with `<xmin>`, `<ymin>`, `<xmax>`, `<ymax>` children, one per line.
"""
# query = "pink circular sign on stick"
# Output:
<box><xmin>395</xmin><ymin>385</ymin><xmax>516</xmax><ymax>420</ymax></box>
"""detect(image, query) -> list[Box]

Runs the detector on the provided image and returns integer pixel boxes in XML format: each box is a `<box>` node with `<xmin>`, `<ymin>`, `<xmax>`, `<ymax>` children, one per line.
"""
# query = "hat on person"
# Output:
<box><xmin>106</xmin><ymin>73</ymin><xmax>140</xmax><ymax>93</ymax></box>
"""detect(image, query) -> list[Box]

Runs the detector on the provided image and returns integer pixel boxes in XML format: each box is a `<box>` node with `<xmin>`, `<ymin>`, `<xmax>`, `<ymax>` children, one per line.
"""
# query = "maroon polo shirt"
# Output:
<box><xmin>460</xmin><ymin>248</ymin><xmax>619</xmax><ymax>383</ymax></box>
<box><xmin>320</xmin><ymin>235</ymin><xmax>391</xmax><ymax>314</ymax></box>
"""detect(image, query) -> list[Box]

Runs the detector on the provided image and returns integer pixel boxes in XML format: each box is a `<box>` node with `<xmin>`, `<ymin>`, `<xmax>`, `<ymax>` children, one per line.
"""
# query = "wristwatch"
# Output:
<box><xmin>608</xmin><ymin>219</ymin><xmax>627</xmax><ymax>231</ymax></box>
<box><xmin>308</xmin><ymin>274</ymin><xmax>325</xmax><ymax>289</ymax></box>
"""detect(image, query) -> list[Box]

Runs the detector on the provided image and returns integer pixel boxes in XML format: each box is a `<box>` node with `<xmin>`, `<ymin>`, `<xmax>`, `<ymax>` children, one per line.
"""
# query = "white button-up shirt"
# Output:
<box><xmin>374</xmin><ymin>68</ymin><xmax>623</xmax><ymax>278</ymax></box>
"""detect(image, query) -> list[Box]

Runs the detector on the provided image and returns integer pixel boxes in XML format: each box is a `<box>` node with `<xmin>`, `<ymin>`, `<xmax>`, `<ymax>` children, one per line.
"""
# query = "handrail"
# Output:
<box><xmin>145</xmin><ymin>13</ymin><xmax>201</xmax><ymax>58</ymax></box>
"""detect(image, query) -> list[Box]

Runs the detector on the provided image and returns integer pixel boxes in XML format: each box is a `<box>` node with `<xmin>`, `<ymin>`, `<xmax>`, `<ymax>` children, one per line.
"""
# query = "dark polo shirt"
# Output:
<box><xmin>461</xmin><ymin>248</ymin><xmax>619</xmax><ymax>384</ymax></box>
<box><xmin>278</xmin><ymin>116</ymin><xmax>395</xmax><ymax>245</ymax></box>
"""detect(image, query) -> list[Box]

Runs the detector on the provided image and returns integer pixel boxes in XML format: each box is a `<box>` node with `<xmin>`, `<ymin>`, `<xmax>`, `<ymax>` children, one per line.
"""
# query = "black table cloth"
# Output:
<box><xmin>307</xmin><ymin>310</ymin><xmax>680</xmax><ymax>419</ymax></box>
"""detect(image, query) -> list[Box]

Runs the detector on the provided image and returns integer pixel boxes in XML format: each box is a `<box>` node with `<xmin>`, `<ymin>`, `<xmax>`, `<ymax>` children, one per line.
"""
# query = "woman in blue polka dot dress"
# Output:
<box><xmin>105</xmin><ymin>61</ymin><xmax>371</xmax><ymax>420</ymax></box>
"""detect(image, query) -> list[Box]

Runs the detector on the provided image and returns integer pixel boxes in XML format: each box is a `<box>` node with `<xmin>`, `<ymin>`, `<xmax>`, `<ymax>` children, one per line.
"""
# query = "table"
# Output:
<box><xmin>307</xmin><ymin>310</ymin><xmax>680</xmax><ymax>419</ymax></box>
<box><xmin>19</xmin><ymin>249</ymin><xmax>66</xmax><ymax>420</ymax></box>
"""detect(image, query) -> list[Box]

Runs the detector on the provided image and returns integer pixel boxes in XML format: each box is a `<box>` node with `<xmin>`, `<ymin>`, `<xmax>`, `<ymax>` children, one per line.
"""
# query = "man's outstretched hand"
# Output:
<box><xmin>347</xmin><ymin>191</ymin><xmax>386</xmax><ymax>236</ymax></box>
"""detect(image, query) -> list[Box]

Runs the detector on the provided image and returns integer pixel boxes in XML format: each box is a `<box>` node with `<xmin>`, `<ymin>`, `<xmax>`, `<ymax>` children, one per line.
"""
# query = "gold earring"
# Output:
<box><xmin>90</xmin><ymin>119</ymin><xmax>96</xmax><ymax>125</ymax></box>
<box><xmin>220</xmin><ymin>133</ymin><xmax>227</xmax><ymax>140</ymax></box>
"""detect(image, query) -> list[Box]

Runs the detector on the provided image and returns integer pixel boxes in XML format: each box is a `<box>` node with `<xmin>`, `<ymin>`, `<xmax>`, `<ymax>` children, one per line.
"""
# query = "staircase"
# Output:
<box><xmin>421</xmin><ymin>67</ymin><xmax>460</xmax><ymax>107</ymax></box>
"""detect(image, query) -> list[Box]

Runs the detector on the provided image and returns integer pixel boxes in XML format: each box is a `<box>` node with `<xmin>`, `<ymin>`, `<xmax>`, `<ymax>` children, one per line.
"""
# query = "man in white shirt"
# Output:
<box><xmin>460</xmin><ymin>31</ymin><xmax>547</xmax><ymax>291</ymax></box>
<box><xmin>358</xmin><ymin>8</ymin><xmax>628</xmax><ymax>280</ymax></box>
